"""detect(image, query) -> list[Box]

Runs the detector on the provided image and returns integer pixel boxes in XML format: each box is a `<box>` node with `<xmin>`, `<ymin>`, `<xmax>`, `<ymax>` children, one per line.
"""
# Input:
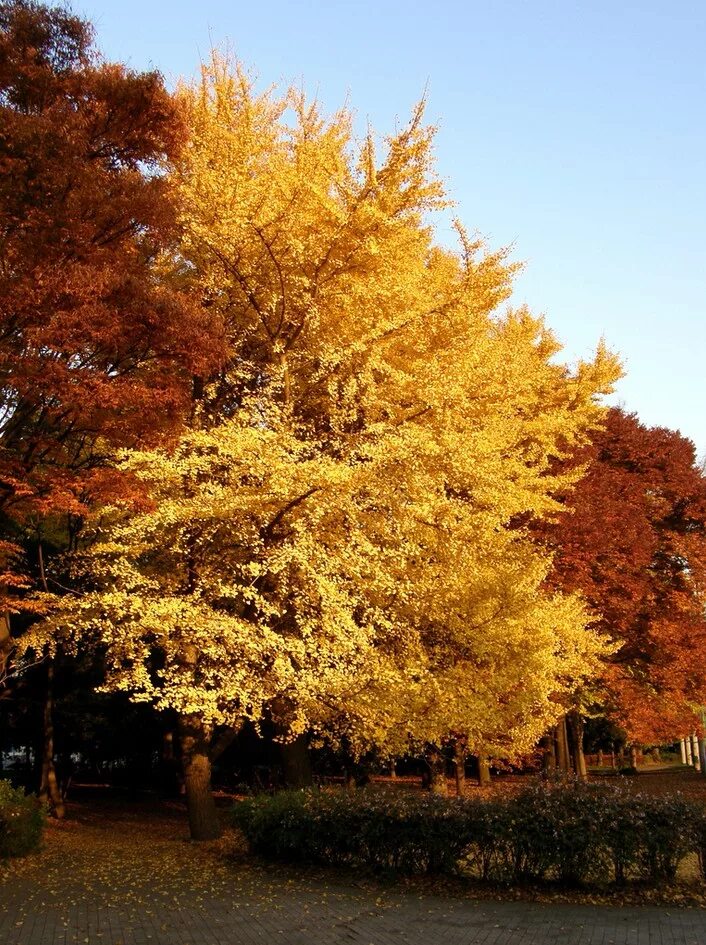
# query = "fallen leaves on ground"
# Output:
<box><xmin>2</xmin><ymin>766</ymin><xmax>706</xmax><ymax>923</ymax></box>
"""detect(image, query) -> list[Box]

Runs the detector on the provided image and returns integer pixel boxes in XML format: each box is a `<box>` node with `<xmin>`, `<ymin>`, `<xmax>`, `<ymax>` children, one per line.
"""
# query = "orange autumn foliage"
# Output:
<box><xmin>0</xmin><ymin>1</ymin><xmax>218</xmax><ymax>604</ymax></box>
<box><xmin>539</xmin><ymin>408</ymin><xmax>706</xmax><ymax>742</ymax></box>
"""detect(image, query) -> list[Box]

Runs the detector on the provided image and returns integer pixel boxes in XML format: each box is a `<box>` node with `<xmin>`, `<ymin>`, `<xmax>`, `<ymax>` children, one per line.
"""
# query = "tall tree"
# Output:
<box><xmin>0</xmin><ymin>0</ymin><xmax>204</xmax><ymax>573</ymax></box>
<box><xmin>0</xmin><ymin>0</ymin><xmax>208</xmax><ymax>808</ymax></box>
<box><xmin>538</xmin><ymin>407</ymin><xmax>706</xmax><ymax>743</ymax></box>
<box><xmin>24</xmin><ymin>56</ymin><xmax>621</xmax><ymax>838</ymax></box>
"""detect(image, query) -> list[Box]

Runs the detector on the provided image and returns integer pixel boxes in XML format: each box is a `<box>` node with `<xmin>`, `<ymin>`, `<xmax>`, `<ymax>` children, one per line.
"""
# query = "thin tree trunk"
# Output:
<box><xmin>454</xmin><ymin>742</ymin><xmax>466</xmax><ymax>797</ymax></box>
<box><xmin>680</xmin><ymin>739</ymin><xmax>687</xmax><ymax>764</ymax></box>
<box><xmin>36</xmin><ymin>544</ymin><xmax>65</xmax><ymax>818</ymax></box>
<box><xmin>178</xmin><ymin>714</ymin><xmax>221</xmax><ymax>841</ymax></box>
<box><xmin>281</xmin><ymin>734</ymin><xmax>314</xmax><ymax>788</ymax></box>
<box><xmin>478</xmin><ymin>756</ymin><xmax>491</xmax><ymax>786</ymax></box>
<box><xmin>38</xmin><ymin>660</ymin><xmax>65</xmax><ymax>819</ymax></box>
<box><xmin>555</xmin><ymin>717</ymin><xmax>570</xmax><ymax>774</ymax></box>
<box><xmin>0</xmin><ymin>594</ymin><xmax>11</xmax><ymax>690</ymax></box>
<box><xmin>686</xmin><ymin>736</ymin><xmax>694</xmax><ymax>766</ymax></box>
<box><xmin>697</xmin><ymin>736</ymin><xmax>706</xmax><ymax>776</ymax></box>
<box><xmin>567</xmin><ymin>710</ymin><xmax>587</xmax><ymax>780</ymax></box>
<box><xmin>541</xmin><ymin>733</ymin><xmax>557</xmax><ymax>778</ymax></box>
<box><xmin>692</xmin><ymin>733</ymin><xmax>701</xmax><ymax>772</ymax></box>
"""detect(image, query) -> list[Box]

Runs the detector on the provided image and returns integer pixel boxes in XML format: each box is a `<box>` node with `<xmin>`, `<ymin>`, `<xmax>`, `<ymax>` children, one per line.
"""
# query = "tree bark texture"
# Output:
<box><xmin>555</xmin><ymin>717</ymin><xmax>571</xmax><ymax>774</ymax></box>
<box><xmin>692</xmin><ymin>733</ymin><xmax>701</xmax><ymax>771</ymax></box>
<box><xmin>478</xmin><ymin>756</ymin><xmax>491</xmax><ymax>786</ymax></box>
<box><xmin>178</xmin><ymin>714</ymin><xmax>221</xmax><ymax>840</ymax></box>
<box><xmin>698</xmin><ymin>737</ymin><xmax>706</xmax><ymax>775</ymax></box>
<box><xmin>686</xmin><ymin>736</ymin><xmax>694</xmax><ymax>766</ymax></box>
<box><xmin>426</xmin><ymin>748</ymin><xmax>448</xmax><ymax>795</ymax></box>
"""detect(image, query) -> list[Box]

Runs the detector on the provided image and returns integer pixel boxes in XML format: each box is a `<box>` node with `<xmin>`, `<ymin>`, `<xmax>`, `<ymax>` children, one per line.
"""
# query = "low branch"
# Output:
<box><xmin>261</xmin><ymin>487</ymin><xmax>320</xmax><ymax>542</ymax></box>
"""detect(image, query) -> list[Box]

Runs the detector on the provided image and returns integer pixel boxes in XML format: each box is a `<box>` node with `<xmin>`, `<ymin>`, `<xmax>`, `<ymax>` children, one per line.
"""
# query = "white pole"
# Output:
<box><xmin>680</xmin><ymin>738</ymin><xmax>687</xmax><ymax>764</ymax></box>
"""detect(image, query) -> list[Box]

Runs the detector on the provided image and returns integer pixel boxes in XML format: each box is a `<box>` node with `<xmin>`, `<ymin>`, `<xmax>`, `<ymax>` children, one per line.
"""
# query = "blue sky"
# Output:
<box><xmin>78</xmin><ymin>0</ymin><xmax>706</xmax><ymax>457</ymax></box>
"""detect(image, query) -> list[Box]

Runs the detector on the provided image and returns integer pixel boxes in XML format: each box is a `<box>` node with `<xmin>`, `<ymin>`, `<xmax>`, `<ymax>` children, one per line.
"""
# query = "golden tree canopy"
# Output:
<box><xmin>25</xmin><ymin>55</ymin><xmax>622</xmax><ymax>758</ymax></box>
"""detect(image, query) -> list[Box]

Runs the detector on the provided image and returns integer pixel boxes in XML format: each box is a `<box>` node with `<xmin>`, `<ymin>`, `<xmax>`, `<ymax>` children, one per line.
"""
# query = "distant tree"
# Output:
<box><xmin>538</xmin><ymin>407</ymin><xmax>706</xmax><ymax>743</ymax></box>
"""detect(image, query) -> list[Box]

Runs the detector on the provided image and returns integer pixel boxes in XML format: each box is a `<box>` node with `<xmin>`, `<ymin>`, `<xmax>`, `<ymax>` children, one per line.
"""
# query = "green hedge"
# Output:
<box><xmin>233</xmin><ymin>782</ymin><xmax>706</xmax><ymax>886</ymax></box>
<box><xmin>0</xmin><ymin>781</ymin><xmax>45</xmax><ymax>858</ymax></box>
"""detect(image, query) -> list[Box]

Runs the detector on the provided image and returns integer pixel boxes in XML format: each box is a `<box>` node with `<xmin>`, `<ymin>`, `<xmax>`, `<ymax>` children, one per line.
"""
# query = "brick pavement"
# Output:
<box><xmin>4</xmin><ymin>864</ymin><xmax>706</xmax><ymax>945</ymax></box>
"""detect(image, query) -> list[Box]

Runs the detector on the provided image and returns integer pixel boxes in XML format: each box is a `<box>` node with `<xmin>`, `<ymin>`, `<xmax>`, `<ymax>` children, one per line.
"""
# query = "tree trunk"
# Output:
<box><xmin>629</xmin><ymin>744</ymin><xmax>638</xmax><ymax>769</ymax></box>
<box><xmin>454</xmin><ymin>742</ymin><xmax>466</xmax><ymax>797</ymax></box>
<box><xmin>555</xmin><ymin>717</ymin><xmax>571</xmax><ymax>774</ymax></box>
<box><xmin>680</xmin><ymin>739</ymin><xmax>687</xmax><ymax>764</ymax></box>
<box><xmin>692</xmin><ymin>733</ymin><xmax>701</xmax><ymax>772</ymax></box>
<box><xmin>178</xmin><ymin>714</ymin><xmax>221</xmax><ymax>840</ymax></box>
<box><xmin>281</xmin><ymin>734</ymin><xmax>314</xmax><ymax>788</ymax></box>
<box><xmin>426</xmin><ymin>747</ymin><xmax>448</xmax><ymax>794</ymax></box>
<box><xmin>0</xmin><ymin>597</ymin><xmax>11</xmax><ymax>690</ymax></box>
<box><xmin>698</xmin><ymin>737</ymin><xmax>706</xmax><ymax>776</ymax></box>
<box><xmin>541</xmin><ymin>733</ymin><xmax>557</xmax><ymax>778</ymax></box>
<box><xmin>478</xmin><ymin>755</ymin><xmax>491</xmax><ymax>786</ymax></box>
<box><xmin>38</xmin><ymin>661</ymin><xmax>65</xmax><ymax>819</ymax></box>
<box><xmin>567</xmin><ymin>710</ymin><xmax>587</xmax><ymax>780</ymax></box>
<box><xmin>686</xmin><ymin>736</ymin><xmax>694</xmax><ymax>766</ymax></box>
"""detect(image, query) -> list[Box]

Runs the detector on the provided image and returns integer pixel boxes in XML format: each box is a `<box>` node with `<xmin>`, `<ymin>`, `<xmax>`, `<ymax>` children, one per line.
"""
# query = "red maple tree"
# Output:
<box><xmin>0</xmin><ymin>1</ymin><xmax>215</xmax><ymax>594</ymax></box>
<box><xmin>539</xmin><ymin>407</ymin><xmax>706</xmax><ymax>742</ymax></box>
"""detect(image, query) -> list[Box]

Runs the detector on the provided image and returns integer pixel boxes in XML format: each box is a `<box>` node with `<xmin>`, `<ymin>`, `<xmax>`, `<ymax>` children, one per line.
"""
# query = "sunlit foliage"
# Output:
<box><xmin>25</xmin><ymin>55</ymin><xmax>621</xmax><ymax>773</ymax></box>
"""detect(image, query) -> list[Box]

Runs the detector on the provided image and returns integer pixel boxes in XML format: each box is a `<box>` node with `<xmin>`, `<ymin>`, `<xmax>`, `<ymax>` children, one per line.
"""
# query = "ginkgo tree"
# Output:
<box><xmin>24</xmin><ymin>55</ymin><xmax>621</xmax><ymax>839</ymax></box>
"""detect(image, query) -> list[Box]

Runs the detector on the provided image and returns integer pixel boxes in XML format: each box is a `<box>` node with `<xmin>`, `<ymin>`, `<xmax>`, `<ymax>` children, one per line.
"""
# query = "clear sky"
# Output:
<box><xmin>77</xmin><ymin>0</ymin><xmax>706</xmax><ymax>458</ymax></box>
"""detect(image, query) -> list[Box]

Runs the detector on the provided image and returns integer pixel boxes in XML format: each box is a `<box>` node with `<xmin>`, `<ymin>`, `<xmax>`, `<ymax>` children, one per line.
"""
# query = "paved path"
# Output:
<box><xmin>2</xmin><ymin>797</ymin><xmax>706</xmax><ymax>945</ymax></box>
<box><xmin>3</xmin><ymin>873</ymin><xmax>706</xmax><ymax>945</ymax></box>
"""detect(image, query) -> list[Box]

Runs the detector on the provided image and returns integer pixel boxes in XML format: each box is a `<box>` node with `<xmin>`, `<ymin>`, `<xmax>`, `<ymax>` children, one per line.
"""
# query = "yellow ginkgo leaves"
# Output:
<box><xmin>25</xmin><ymin>54</ymin><xmax>622</xmax><ymax>764</ymax></box>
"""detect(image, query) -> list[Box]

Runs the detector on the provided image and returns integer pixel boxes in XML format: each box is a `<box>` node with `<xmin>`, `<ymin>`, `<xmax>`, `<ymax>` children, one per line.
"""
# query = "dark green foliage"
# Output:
<box><xmin>233</xmin><ymin>789</ymin><xmax>474</xmax><ymax>874</ymax></box>
<box><xmin>233</xmin><ymin>782</ymin><xmax>706</xmax><ymax>887</ymax></box>
<box><xmin>0</xmin><ymin>780</ymin><xmax>44</xmax><ymax>857</ymax></box>
<box><xmin>637</xmin><ymin>793</ymin><xmax>701</xmax><ymax>883</ymax></box>
<box><xmin>497</xmin><ymin>782</ymin><xmax>612</xmax><ymax>884</ymax></box>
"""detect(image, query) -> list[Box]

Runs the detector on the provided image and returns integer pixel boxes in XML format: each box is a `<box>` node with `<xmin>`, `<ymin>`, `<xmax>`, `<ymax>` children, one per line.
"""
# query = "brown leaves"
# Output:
<box><xmin>0</xmin><ymin>1</ymin><xmax>222</xmax><ymax>606</ymax></box>
<box><xmin>537</xmin><ymin>407</ymin><xmax>706</xmax><ymax>740</ymax></box>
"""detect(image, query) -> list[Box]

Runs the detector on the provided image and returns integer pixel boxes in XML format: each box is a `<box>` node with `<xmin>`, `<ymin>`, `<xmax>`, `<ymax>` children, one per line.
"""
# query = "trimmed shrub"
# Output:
<box><xmin>602</xmin><ymin>791</ymin><xmax>646</xmax><ymax>884</ymax></box>
<box><xmin>233</xmin><ymin>781</ymin><xmax>706</xmax><ymax>887</ymax></box>
<box><xmin>494</xmin><ymin>782</ymin><xmax>612</xmax><ymax>885</ymax></box>
<box><xmin>233</xmin><ymin>789</ymin><xmax>477</xmax><ymax>874</ymax></box>
<box><xmin>0</xmin><ymin>780</ymin><xmax>45</xmax><ymax>858</ymax></box>
<box><xmin>637</xmin><ymin>794</ymin><xmax>699</xmax><ymax>883</ymax></box>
